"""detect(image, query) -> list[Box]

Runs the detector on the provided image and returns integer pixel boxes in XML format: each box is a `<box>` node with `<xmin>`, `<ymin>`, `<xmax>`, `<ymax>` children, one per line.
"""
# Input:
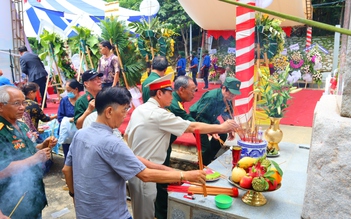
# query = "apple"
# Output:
<box><xmin>239</xmin><ymin>175</ymin><xmax>253</xmax><ymax>189</ymax></box>
<box><xmin>231</xmin><ymin>167</ymin><xmax>247</xmax><ymax>183</ymax></box>
<box><xmin>265</xmin><ymin>178</ymin><xmax>278</xmax><ymax>191</ymax></box>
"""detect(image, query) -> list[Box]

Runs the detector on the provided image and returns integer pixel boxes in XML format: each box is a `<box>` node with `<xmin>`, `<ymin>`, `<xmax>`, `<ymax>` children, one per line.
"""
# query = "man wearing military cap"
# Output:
<box><xmin>125</xmin><ymin>74</ymin><xmax>238</xmax><ymax>219</ymax></box>
<box><xmin>190</xmin><ymin>77</ymin><xmax>241</xmax><ymax>165</ymax></box>
<box><xmin>0</xmin><ymin>85</ymin><xmax>57</xmax><ymax>218</ymax></box>
<box><xmin>74</xmin><ymin>69</ymin><xmax>103</xmax><ymax>129</ymax></box>
<box><xmin>155</xmin><ymin>75</ymin><xmax>197</xmax><ymax>219</ymax></box>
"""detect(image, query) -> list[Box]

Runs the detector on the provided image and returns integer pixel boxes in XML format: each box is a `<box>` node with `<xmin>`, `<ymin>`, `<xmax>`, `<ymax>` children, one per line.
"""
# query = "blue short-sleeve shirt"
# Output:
<box><xmin>65</xmin><ymin>122</ymin><xmax>146</xmax><ymax>219</ymax></box>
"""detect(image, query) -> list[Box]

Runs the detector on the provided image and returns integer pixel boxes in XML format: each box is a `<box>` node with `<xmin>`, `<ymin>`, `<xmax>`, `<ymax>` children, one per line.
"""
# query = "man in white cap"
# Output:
<box><xmin>125</xmin><ymin>74</ymin><xmax>238</xmax><ymax>219</ymax></box>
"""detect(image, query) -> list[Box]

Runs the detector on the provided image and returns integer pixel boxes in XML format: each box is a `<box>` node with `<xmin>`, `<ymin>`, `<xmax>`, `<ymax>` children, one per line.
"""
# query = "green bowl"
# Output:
<box><xmin>215</xmin><ymin>194</ymin><xmax>233</xmax><ymax>209</ymax></box>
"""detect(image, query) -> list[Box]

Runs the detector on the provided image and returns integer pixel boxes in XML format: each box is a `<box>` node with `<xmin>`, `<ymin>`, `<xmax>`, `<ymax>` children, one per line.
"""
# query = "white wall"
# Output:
<box><xmin>0</xmin><ymin>0</ymin><xmax>14</xmax><ymax>82</ymax></box>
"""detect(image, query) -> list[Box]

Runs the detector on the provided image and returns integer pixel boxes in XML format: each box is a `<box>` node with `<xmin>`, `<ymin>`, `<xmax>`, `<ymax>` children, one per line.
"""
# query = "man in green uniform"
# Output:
<box><xmin>74</xmin><ymin>70</ymin><xmax>103</xmax><ymax>129</ymax></box>
<box><xmin>0</xmin><ymin>85</ymin><xmax>57</xmax><ymax>218</ymax></box>
<box><xmin>142</xmin><ymin>55</ymin><xmax>168</xmax><ymax>102</ymax></box>
<box><xmin>190</xmin><ymin>77</ymin><xmax>241</xmax><ymax>165</ymax></box>
<box><xmin>155</xmin><ymin>75</ymin><xmax>197</xmax><ymax>219</ymax></box>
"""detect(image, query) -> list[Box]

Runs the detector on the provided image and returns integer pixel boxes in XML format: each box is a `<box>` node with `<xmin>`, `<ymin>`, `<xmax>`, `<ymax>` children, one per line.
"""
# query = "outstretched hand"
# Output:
<box><xmin>184</xmin><ymin>170</ymin><xmax>206</xmax><ymax>184</ymax></box>
<box><xmin>222</xmin><ymin>119</ymin><xmax>240</xmax><ymax>132</ymax></box>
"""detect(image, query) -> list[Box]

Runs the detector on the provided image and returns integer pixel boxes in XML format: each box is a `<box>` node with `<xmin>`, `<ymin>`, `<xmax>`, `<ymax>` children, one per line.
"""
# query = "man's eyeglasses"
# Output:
<box><xmin>3</xmin><ymin>101</ymin><xmax>28</xmax><ymax>107</ymax></box>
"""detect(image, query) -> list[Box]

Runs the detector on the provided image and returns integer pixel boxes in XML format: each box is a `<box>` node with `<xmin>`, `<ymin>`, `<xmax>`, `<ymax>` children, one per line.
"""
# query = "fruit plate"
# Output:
<box><xmin>227</xmin><ymin>176</ymin><xmax>281</xmax><ymax>206</ymax></box>
<box><xmin>267</xmin><ymin>151</ymin><xmax>280</xmax><ymax>157</ymax></box>
<box><xmin>227</xmin><ymin>176</ymin><xmax>281</xmax><ymax>192</ymax></box>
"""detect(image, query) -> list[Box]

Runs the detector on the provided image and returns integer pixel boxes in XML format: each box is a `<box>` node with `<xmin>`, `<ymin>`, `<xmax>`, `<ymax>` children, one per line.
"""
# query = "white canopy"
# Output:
<box><xmin>178</xmin><ymin>0</ymin><xmax>308</xmax><ymax>30</ymax></box>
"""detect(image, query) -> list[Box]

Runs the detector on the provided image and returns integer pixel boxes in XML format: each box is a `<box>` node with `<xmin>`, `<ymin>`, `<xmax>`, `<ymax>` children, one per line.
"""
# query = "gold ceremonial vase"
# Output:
<box><xmin>264</xmin><ymin>117</ymin><xmax>283</xmax><ymax>151</ymax></box>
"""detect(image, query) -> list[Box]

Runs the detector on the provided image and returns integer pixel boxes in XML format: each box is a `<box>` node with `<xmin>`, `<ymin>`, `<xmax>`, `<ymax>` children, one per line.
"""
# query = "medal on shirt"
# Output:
<box><xmin>12</xmin><ymin>139</ymin><xmax>26</xmax><ymax>150</ymax></box>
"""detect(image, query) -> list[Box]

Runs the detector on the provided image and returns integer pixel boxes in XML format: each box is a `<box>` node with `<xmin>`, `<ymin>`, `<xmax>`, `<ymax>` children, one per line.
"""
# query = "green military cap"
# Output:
<box><xmin>223</xmin><ymin>77</ymin><xmax>241</xmax><ymax>95</ymax></box>
<box><xmin>179</xmin><ymin>51</ymin><xmax>185</xmax><ymax>57</ymax></box>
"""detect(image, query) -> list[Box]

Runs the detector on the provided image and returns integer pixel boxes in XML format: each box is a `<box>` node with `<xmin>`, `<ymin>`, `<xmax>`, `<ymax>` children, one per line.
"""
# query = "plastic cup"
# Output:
<box><xmin>232</xmin><ymin>146</ymin><xmax>242</xmax><ymax>169</ymax></box>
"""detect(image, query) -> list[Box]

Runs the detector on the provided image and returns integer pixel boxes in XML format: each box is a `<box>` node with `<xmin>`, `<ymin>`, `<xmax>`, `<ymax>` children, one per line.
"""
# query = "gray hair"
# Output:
<box><xmin>174</xmin><ymin>76</ymin><xmax>192</xmax><ymax>91</ymax></box>
<box><xmin>0</xmin><ymin>85</ymin><xmax>20</xmax><ymax>103</ymax></box>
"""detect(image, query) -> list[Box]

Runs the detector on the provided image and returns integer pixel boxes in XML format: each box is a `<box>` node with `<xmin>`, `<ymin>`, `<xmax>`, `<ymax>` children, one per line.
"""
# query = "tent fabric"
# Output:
<box><xmin>178</xmin><ymin>0</ymin><xmax>307</xmax><ymax>30</ymax></box>
<box><xmin>24</xmin><ymin>0</ymin><xmax>104</xmax><ymax>38</ymax></box>
<box><xmin>207</xmin><ymin>30</ymin><xmax>236</xmax><ymax>40</ymax></box>
<box><xmin>24</xmin><ymin>0</ymin><xmax>157</xmax><ymax>38</ymax></box>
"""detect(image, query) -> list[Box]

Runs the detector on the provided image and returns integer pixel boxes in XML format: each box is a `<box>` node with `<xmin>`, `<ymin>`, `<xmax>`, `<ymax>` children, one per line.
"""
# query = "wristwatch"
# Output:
<box><xmin>69</xmin><ymin>191</ymin><xmax>74</xmax><ymax>198</ymax></box>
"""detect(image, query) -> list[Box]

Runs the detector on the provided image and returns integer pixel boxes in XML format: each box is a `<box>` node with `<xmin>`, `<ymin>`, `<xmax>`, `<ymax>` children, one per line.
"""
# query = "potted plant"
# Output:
<box><xmin>256</xmin><ymin>66</ymin><xmax>301</xmax><ymax>152</ymax></box>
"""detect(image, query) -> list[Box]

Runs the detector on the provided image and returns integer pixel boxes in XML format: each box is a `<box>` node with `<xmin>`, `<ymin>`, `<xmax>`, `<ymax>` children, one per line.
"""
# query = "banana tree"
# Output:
<box><xmin>100</xmin><ymin>16</ymin><xmax>146</xmax><ymax>87</ymax></box>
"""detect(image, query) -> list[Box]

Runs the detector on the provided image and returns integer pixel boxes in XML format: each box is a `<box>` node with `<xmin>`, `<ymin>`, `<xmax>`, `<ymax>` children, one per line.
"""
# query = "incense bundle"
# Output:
<box><xmin>168</xmin><ymin>185</ymin><xmax>238</xmax><ymax>197</ymax></box>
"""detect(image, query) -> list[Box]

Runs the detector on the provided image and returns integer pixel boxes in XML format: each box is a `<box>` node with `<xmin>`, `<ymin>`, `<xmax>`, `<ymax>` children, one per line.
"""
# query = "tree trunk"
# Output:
<box><xmin>180</xmin><ymin>26</ymin><xmax>189</xmax><ymax>60</ymax></box>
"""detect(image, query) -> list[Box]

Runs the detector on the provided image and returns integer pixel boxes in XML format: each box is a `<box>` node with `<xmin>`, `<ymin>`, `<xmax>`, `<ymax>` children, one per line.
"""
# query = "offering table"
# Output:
<box><xmin>168</xmin><ymin>142</ymin><xmax>309</xmax><ymax>219</ymax></box>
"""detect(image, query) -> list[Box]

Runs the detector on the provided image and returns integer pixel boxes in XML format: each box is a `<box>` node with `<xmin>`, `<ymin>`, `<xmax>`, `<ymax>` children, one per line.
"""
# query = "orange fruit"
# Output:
<box><xmin>271</xmin><ymin>171</ymin><xmax>282</xmax><ymax>184</ymax></box>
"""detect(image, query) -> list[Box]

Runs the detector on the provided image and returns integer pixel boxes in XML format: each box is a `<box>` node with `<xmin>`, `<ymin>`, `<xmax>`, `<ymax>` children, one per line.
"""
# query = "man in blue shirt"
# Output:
<box><xmin>189</xmin><ymin>51</ymin><xmax>199</xmax><ymax>90</ymax></box>
<box><xmin>176</xmin><ymin>51</ymin><xmax>186</xmax><ymax>80</ymax></box>
<box><xmin>63</xmin><ymin>86</ymin><xmax>206</xmax><ymax>219</ymax></box>
<box><xmin>201</xmin><ymin>50</ymin><xmax>211</xmax><ymax>89</ymax></box>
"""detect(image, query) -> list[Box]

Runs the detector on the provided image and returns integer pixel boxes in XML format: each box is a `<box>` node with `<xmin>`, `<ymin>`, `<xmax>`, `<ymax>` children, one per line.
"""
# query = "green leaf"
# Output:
<box><xmin>38</xmin><ymin>51</ymin><xmax>48</xmax><ymax>60</ymax></box>
<box><xmin>271</xmin><ymin>160</ymin><xmax>283</xmax><ymax>176</ymax></box>
<box><xmin>264</xmin><ymin>179</ymin><xmax>269</xmax><ymax>190</ymax></box>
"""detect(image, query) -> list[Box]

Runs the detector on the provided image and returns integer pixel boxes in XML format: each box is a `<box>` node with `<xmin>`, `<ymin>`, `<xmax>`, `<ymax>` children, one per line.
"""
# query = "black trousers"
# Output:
<box><xmin>203</xmin><ymin>67</ymin><xmax>209</xmax><ymax>88</ymax></box>
<box><xmin>191</xmin><ymin>69</ymin><xmax>198</xmax><ymax>86</ymax></box>
<box><xmin>155</xmin><ymin>145</ymin><xmax>172</xmax><ymax>219</ymax></box>
<box><xmin>32</xmin><ymin>76</ymin><xmax>47</xmax><ymax>108</ymax></box>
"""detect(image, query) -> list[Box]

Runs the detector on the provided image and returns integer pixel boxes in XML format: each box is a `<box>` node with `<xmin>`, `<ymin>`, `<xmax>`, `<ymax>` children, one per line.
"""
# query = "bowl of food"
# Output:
<box><xmin>215</xmin><ymin>194</ymin><xmax>233</xmax><ymax>209</ymax></box>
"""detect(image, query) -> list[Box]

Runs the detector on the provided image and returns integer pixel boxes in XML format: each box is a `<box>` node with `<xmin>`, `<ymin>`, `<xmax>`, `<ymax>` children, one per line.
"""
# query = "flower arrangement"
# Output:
<box><xmin>271</xmin><ymin>55</ymin><xmax>289</xmax><ymax>72</ymax></box>
<box><xmin>289</xmin><ymin>51</ymin><xmax>304</xmax><ymax>69</ymax></box>
<box><xmin>208</xmin><ymin>52</ymin><xmax>236</xmax><ymax>81</ymax></box>
<box><xmin>256</xmin><ymin>66</ymin><xmax>302</xmax><ymax>118</ymax></box>
<box><xmin>209</xmin><ymin>70</ymin><xmax>220</xmax><ymax>81</ymax></box>
<box><xmin>271</xmin><ymin>46</ymin><xmax>324</xmax><ymax>85</ymax></box>
<box><xmin>223</xmin><ymin>53</ymin><xmax>236</xmax><ymax>72</ymax></box>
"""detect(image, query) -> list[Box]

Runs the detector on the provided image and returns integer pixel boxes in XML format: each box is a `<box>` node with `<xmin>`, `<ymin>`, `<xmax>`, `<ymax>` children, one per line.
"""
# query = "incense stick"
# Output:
<box><xmin>168</xmin><ymin>185</ymin><xmax>238</xmax><ymax>197</ymax></box>
<box><xmin>9</xmin><ymin>192</ymin><xmax>27</xmax><ymax>217</ymax></box>
<box><xmin>194</xmin><ymin>129</ymin><xmax>207</xmax><ymax>197</ymax></box>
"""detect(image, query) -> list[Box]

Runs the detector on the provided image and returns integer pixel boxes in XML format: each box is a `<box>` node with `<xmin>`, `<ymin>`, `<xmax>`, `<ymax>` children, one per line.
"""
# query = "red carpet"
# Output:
<box><xmin>44</xmin><ymin>83</ymin><xmax>323</xmax><ymax>147</ymax></box>
<box><xmin>280</xmin><ymin>89</ymin><xmax>324</xmax><ymax>127</ymax></box>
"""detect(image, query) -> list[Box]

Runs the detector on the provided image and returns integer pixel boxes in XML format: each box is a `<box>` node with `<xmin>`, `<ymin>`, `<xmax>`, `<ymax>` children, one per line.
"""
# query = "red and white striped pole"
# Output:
<box><xmin>306</xmin><ymin>26</ymin><xmax>312</xmax><ymax>50</ymax></box>
<box><xmin>235</xmin><ymin>0</ymin><xmax>255</xmax><ymax>121</ymax></box>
